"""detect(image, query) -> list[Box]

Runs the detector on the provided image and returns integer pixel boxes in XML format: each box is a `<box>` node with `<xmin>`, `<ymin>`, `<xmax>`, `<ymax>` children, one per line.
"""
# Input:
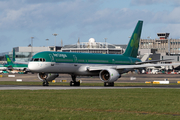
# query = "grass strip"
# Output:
<box><xmin>0</xmin><ymin>89</ymin><xmax>180</xmax><ymax>119</ymax></box>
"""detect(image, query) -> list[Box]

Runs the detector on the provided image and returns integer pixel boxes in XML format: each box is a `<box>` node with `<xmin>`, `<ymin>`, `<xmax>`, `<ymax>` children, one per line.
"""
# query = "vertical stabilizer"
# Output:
<box><xmin>123</xmin><ymin>20</ymin><xmax>143</xmax><ymax>58</ymax></box>
<box><xmin>5</xmin><ymin>55</ymin><xmax>13</xmax><ymax>65</ymax></box>
<box><xmin>13</xmin><ymin>48</ymin><xmax>15</xmax><ymax>62</ymax></box>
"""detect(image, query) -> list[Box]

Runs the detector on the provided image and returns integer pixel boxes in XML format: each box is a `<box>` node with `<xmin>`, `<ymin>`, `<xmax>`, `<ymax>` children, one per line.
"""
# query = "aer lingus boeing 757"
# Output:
<box><xmin>28</xmin><ymin>20</ymin><xmax>178</xmax><ymax>86</ymax></box>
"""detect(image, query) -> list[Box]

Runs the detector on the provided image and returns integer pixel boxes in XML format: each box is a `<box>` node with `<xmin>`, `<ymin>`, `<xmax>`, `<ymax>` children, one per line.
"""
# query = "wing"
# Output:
<box><xmin>87</xmin><ymin>63</ymin><xmax>180</xmax><ymax>71</ymax></box>
<box><xmin>135</xmin><ymin>59</ymin><xmax>173</xmax><ymax>65</ymax></box>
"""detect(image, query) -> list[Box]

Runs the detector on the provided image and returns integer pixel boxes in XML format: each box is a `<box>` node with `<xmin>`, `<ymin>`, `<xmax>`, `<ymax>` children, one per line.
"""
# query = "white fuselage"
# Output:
<box><xmin>28</xmin><ymin>61</ymin><xmax>100</xmax><ymax>76</ymax></box>
<box><xmin>0</xmin><ymin>67</ymin><xmax>7</xmax><ymax>70</ymax></box>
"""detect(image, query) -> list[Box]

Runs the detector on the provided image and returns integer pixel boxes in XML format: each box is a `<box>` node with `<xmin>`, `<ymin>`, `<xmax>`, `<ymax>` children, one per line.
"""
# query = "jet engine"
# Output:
<box><xmin>99</xmin><ymin>69</ymin><xmax>121</xmax><ymax>82</ymax></box>
<box><xmin>37</xmin><ymin>73</ymin><xmax>59</xmax><ymax>82</ymax></box>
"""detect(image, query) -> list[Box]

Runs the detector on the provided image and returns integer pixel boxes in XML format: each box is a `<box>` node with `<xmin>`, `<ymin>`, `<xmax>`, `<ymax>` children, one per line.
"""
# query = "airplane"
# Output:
<box><xmin>4</xmin><ymin>55</ymin><xmax>28</xmax><ymax>71</ymax></box>
<box><xmin>13</xmin><ymin>48</ymin><xmax>15</xmax><ymax>62</ymax></box>
<box><xmin>12</xmin><ymin>48</ymin><xmax>29</xmax><ymax>64</ymax></box>
<box><xmin>0</xmin><ymin>64</ymin><xmax>7</xmax><ymax>70</ymax></box>
<box><xmin>28</xmin><ymin>20</ymin><xmax>179</xmax><ymax>86</ymax></box>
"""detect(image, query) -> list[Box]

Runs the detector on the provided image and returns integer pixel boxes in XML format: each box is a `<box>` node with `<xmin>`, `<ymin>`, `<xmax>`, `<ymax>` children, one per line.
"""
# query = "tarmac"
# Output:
<box><xmin>1</xmin><ymin>73</ymin><xmax>180</xmax><ymax>90</ymax></box>
<box><xmin>1</xmin><ymin>73</ymin><xmax>180</xmax><ymax>82</ymax></box>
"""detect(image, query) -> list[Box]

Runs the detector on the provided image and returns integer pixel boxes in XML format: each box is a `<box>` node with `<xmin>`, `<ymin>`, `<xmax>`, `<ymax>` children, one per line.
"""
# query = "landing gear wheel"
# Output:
<box><xmin>104</xmin><ymin>82</ymin><xmax>114</xmax><ymax>87</ymax></box>
<box><xmin>75</xmin><ymin>81</ymin><xmax>80</xmax><ymax>86</ymax></box>
<box><xmin>70</xmin><ymin>81</ymin><xmax>73</xmax><ymax>86</ymax></box>
<box><xmin>70</xmin><ymin>75</ymin><xmax>80</xmax><ymax>86</ymax></box>
<box><xmin>43</xmin><ymin>81</ymin><xmax>49</xmax><ymax>86</ymax></box>
<box><xmin>70</xmin><ymin>81</ymin><xmax>80</xmax><ymax>86</ymax></box>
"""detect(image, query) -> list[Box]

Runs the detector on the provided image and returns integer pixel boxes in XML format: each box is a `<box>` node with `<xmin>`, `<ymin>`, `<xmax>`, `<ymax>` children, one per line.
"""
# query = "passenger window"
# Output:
<box><xmin>34</xmin><ymin>58</ymin><xmax>39</xmax><ymax>61</ymax></box>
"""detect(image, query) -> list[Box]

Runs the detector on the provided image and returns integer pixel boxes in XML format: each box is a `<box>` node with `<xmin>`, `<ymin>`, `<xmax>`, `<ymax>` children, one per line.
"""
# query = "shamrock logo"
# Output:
<box><xmin>130</xmin><ymin>33</ymin><xmax>139</xmax><ymax>48</ymax></box>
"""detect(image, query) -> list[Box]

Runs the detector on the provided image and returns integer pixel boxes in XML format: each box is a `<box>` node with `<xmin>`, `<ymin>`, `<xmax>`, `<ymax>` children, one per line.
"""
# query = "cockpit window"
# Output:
<box><xmin>31</xmin><ymin>58</ymin><xmax>46</xmax><ymax>62</ymax></box>
<box><xmin>40</xmin><ymin>58</ymin><xmax>46</xmax><ymax>62</ymax></box>
<box><xmin>34</xmin><ymin>58</ymin><xmax>39</xmax><ymax>61</ymax></box>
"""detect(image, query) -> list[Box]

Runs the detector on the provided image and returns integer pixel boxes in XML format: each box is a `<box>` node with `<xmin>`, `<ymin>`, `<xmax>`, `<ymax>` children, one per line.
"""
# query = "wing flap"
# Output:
<box><xmin>87</xmin><ymin>66</ymin><xmax>116</xmax><ymax>71</ymax></box>
<box><xmin>136</xmin><ymin>59</ymin><xmax>173</xmax><ymax>65</ymax></box>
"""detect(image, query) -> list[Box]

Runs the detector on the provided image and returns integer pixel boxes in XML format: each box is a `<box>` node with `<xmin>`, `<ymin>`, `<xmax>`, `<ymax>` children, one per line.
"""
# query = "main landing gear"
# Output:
<box><xmin>70</xmin><ymin>75</ymin><xmax>80</xmax><ymax>86</ymax></box>
<box><xmin>104</xmin><ymin>82</ymin><xmax>114</xmax><ymax>87</ymax></box>
<box><xmin>43</xmin><ymin>79</ymin><xmax>49</xmax><ymax>86</ymax></box>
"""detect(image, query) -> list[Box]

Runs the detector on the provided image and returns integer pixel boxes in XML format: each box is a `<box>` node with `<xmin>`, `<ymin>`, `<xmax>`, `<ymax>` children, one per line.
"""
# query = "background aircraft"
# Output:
<box><xmin>0</xmin><ymin>64</ymin><xmax>7</xmax><ymax>71</ymax></box>
<box><xmin>28</xmin><ymin>20</ymin><xmax>178</xmax><ymax>86</ymax></box>
<box><xmin>4</xmin><ymin>55</ymin><xmax>28</xmax><ymax>71</ymax></box>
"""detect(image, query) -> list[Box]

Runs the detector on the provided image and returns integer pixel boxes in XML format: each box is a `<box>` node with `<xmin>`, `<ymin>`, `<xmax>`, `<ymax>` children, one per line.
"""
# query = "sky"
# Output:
<box><xmin>0</xmin><ymin>0</ymin><xmax>180</xmax><ymax>53</ymax></box>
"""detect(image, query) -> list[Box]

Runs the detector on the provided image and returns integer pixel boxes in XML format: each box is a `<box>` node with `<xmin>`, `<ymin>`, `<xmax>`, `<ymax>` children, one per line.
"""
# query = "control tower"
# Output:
<box><xmin>157</xmin><ymin>33</ymin><xmax>170</xmax><ymax>39</ymax></box>
<box><xmin>155</xmin><ymin>33</ymin><xmax>170</xmax><ymax>44</ymax></box>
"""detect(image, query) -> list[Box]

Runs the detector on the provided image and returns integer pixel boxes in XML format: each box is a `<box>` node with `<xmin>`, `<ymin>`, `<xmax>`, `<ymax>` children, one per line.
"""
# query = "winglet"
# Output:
<box><xmin>123</xmin><ymin>20</ymin><xmax>143</xmax><ymax>58</ymax></box>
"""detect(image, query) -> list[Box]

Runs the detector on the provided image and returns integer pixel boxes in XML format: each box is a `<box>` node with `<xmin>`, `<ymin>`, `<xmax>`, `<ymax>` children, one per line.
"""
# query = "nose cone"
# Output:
<box><xmin>28</xmin><ymin>62</ymin><xmax>37</xmax><ymax>72</ymax></box>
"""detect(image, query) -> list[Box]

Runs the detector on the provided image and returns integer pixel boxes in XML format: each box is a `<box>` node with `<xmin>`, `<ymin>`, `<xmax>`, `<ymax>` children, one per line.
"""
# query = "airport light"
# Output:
<box><xmin>46</xmin><ymin>39</ymin><xmax>49</xmax><ymax>51</ymax></box>
<box><xmin>31</xmin><ymin>37</ymin><xmax>34</xmax><ymax>58</ymax></box>
<box><xmin>52</xmin><ymin>33</ymin><xmax>58</xmax><ymax>47</ymax></box>
<box><xmin>104</xmin><ymin>38</ymin><xmax>107</xmax><ymax>48</ymax></box>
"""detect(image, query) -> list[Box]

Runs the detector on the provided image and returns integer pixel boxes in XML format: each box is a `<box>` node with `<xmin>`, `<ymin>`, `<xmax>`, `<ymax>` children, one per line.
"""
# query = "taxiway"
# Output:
<box><xmin>0</xmin><ymin>85</ymin><xmax>180</xmax><ymax>90</ymax></box>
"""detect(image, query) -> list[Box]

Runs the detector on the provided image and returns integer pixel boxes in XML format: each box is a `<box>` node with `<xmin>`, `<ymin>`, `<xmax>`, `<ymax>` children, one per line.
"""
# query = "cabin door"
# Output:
<box><xmin>73</xmin><ymin>55</ymin><xmax>78</xmax><ymax>66</ymax></box>
<box><xmin>49</xmin><ymin>54</ymin><xmax>55</xmax><ymax>66</ymax></box>
<box><xmin>112</xmin><ymin>59</ymin><xmax>116</xmax><ymax>64</ymax></box>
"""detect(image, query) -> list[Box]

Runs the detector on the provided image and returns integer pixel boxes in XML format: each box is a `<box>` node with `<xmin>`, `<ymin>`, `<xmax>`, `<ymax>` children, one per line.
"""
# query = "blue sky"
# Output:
<box><xmin>0</xmin><ymin>0</ymin><xmax>180</xmax><ymax>53</ymax></box>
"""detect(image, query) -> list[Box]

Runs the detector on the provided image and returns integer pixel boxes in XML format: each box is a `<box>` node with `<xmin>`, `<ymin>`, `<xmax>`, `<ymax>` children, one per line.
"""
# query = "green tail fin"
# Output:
<box><xmin>123</xmin><ymin>20</ymin><xmax>143</xmax><ymax>58</ymax></box>
<box><xmin>5</xmin><ymin>55</ymin><xmax>14</xmax><ymax>65</ymax></box>
<box><xmin>13</xmin><ymin>48</ymin><xmax>15</xmax><ymax>62</ymax></box>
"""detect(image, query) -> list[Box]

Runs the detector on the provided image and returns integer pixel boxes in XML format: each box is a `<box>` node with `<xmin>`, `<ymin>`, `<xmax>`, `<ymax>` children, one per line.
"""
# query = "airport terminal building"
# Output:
<box><xmin>0</xmin><ymin>38</ymin><xmax>126</xmax><ymax>63</ymax></box>
<box><xmin>139</xmin><ymin>33</ymin><xmax>180</xmax><ymax>55</ymax></box>
<box><xmin>0</xmin><ymin>46</ymin><xmax>62</xmax><ymax>63</ymax></box>
<box><xmin>61</xmin><ymin>38</ymin><xmax>126</xmax><ymax>54</ymax></box>
<box><xmin>139</xmin><ymin>33</ymin><xmax>180</xmax><ymax>62</ymax></box>
<box><xmin>1</xmin><ymin>34</ymin><xmax>180</xmax><ymax>63</ymax></box>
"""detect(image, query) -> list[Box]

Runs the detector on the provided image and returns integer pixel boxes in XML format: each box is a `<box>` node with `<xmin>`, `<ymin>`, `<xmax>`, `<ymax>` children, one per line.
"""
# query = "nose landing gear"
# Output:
<box><xmin>43</xmin><ymin>79</ymin><xmax>49</xmax><ymax>86</ymax></box>
<box><xmin>70</xmin><ymin>75</ymin><xmax>80</xmax><ymax>86</ymax></box>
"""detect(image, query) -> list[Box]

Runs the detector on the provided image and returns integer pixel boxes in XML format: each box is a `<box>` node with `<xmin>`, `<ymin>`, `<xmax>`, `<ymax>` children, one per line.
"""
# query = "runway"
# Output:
<box><xmin>1</xmin><ymin>85</ymin><xmax>180</xmax><ymax>90</ymax></box>
<box><xmin>1</xmin><ymin>73</ymin><xmax>180</xmax><ymax>83</ymax></box>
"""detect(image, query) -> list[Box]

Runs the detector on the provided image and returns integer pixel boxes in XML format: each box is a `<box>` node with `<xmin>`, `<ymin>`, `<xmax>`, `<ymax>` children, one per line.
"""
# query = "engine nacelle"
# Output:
<box><xmin>37</xmin><ymin>73</ymin><xmax>59</xmax><ymax>82</ymax></box>
<box><xmin>99</xmin><ymin>69</ymin><xmax>121</xmax><ymax>82</ymax></box>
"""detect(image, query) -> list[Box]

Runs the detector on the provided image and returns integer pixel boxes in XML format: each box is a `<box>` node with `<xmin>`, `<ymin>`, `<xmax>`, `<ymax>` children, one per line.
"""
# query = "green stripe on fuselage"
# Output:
<box><xmin>4</xmin><ymin>64</ymin><xmax>28</xmax><ymax>68</ymax></box>
<box><xmin>32</xmin><ymin>51</ymin><xmax>141</xmax><ymax>65</ymax></box>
